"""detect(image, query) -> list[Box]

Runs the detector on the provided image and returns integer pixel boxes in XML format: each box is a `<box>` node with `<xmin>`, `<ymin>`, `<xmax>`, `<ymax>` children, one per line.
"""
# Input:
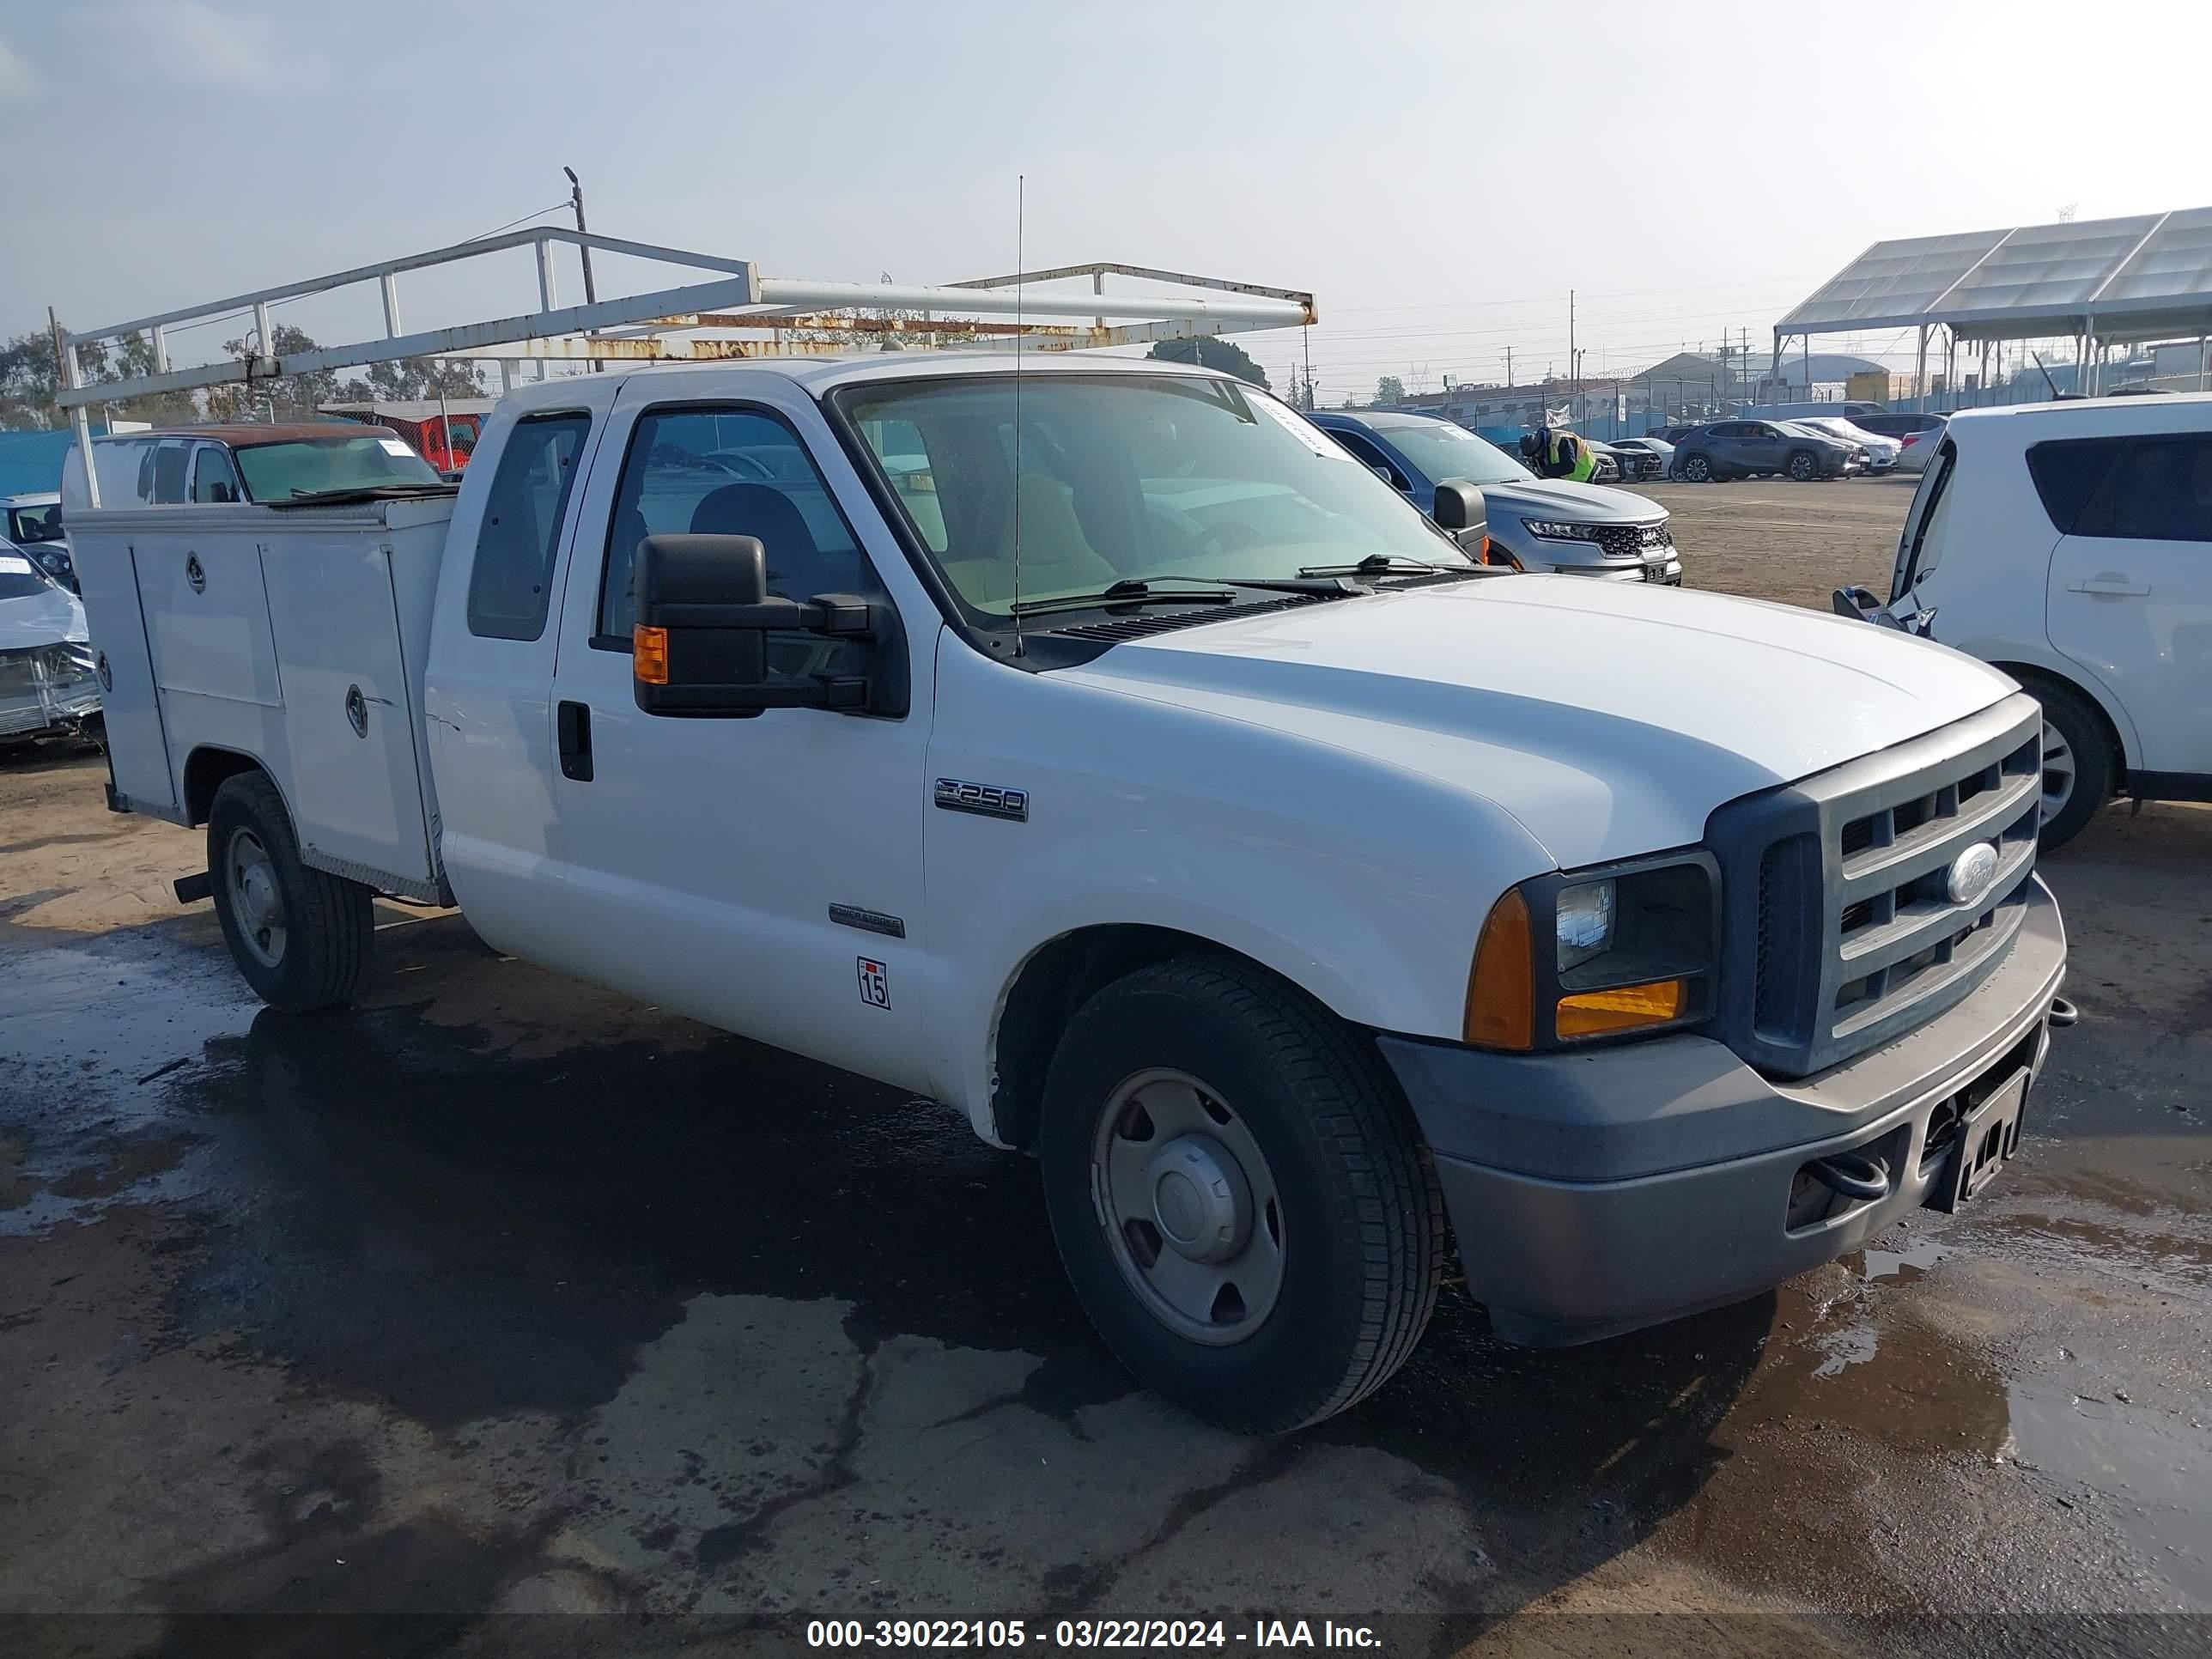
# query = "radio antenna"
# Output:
<box><xmin>1011</xmin><ymin>173</ymin><xmax>1027</xmax><ymax>659</ymax></box>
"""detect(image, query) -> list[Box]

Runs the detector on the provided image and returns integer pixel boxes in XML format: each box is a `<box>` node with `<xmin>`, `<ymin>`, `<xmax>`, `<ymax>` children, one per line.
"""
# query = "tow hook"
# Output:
<box><xmin>2047</xmin><ymin>995</ymin><xmax>2080</xmax><ymax>1029</ymax></box>
<box><xmin>1804</xmin><ymin>1150</ymin><xmax>1893</xmax><ymax>1203</ymax></box>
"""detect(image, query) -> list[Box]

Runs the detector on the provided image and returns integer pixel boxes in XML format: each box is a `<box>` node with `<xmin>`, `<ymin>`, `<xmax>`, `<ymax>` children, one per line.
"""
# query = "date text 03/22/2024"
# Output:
<box><xmin>805</xmin><ymin>1620</ymin><xmax>1382</xmax><ymax>1650</ymax></box>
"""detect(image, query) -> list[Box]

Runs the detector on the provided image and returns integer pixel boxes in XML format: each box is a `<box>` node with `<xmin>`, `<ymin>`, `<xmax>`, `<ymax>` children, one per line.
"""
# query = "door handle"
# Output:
<box><xmin>556</xmin><ymin>700</ymin><xmax>593</xmax><ymax>781</ymax></box>
<box><xmin>2067</xmin><ymin>577</ymin><xmax>2149</xmax><ymax>597</ymax></box>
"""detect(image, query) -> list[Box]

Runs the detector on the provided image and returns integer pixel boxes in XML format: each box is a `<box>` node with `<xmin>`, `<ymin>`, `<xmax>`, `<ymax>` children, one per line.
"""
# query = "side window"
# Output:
<box><xmin>2027</xmin><ymin>438</ymin><xmax>2124</xmax><ymax>535</ymax></box>
<box><xmin>2086</xmin><ymin>435</ymin><xmax>2212</xmax><ymax>544</ymax></box>
<box><xmin>151</xmin><ymin>441</ymin><xmax>191</xmax><ymax>505</ymax></box>
<box><xmin>1330</xmin><ymin>430</ymin><xmax>1407</xmax><ymax>489</ymax></box>
<box><xmin>191</xmin><ymin>445</ymin><xmax>243</xmax><ymax>503</ymax></box>
<box><xmin>597</xmin><ymin>408</ymin><xmax>878</xmax><ymax>671</ymax></box>
<box><xmin>467</xmin><ymin>412</ymin><xmax>591</xmax><ymax>641</ymax></box>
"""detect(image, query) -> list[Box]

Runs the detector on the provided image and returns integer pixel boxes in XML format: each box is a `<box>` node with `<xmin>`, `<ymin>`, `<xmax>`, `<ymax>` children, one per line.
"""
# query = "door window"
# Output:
<box><xmin>190</xmin><ymin>445</ymin><xmax>243</xmax><ymax>503</ymax></box>
<box><xmin>1328</xmin><ymin>429</ymin><xmax>1408</xmax><ymax>489</ymax></box>
<box><xmin>466</xmin><ymin>412</ymin><xmax>591</xmax><ymax>641</ymax></box>
<box><xmin>595</xmin><ymin>406</ymin><xmax>879</xmax><ymax>682</ymax></box>
<box><xmin>2078</xmin><ymin>435</ymin><xmax>2212</xmax><ymax>543</ymax></box>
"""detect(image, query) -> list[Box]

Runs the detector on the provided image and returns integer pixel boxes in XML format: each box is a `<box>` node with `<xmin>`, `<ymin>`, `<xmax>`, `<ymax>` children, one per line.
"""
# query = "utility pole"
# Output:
<box><xmin>1567</xmin><ymin>289</ymin><xmax>1576</xmax><ymax>422</ymax></box>
<box><xmin>565</xmin><ymin>166</ymin><xmax>602</xmax><ymax>371</ymax></box>
<box><xmin>1504</xmin><ymin>345</ymin><xmax>1513</xmax><ymax>391</ymax></box>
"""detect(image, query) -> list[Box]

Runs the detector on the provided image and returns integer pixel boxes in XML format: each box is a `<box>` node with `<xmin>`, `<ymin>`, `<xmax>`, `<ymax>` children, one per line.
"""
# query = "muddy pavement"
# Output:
<box><xmin>2</xmin><ymin>754</ymin><xmax>2209</xmax><ymax>1656</ymax></box>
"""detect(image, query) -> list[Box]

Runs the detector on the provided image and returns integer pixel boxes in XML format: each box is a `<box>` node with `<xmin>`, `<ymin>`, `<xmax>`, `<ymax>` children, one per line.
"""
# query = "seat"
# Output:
<box><xmin>690</xmin><ymin>483</ymin><xmax>832</xmax><ymax>595</ymax></box>
<box><xmin>941</xmin><ymin>472</ymin><xmax>1120</xmax><ymax>607</ymax></box>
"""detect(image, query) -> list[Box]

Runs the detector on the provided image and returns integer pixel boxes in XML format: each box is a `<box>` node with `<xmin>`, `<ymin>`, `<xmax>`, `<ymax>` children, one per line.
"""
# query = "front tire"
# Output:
<box><xmin>1038</xmin><ymin>957</ymin><xmax>1444</xmax><ymax>1434</ymax></box>
<box><xmin>1786</xmin><ymin>449</ymin><xmax>1819</xmax><ymax>482</ymax></box>
<box><xmin>208</xmin><ymin>772</ymin><xmax>374</xmax><ymax>1011</ymax></box>
<box><xmin>1680</xmin><ymin>452</ymin><xmax>1713</xmax><ymax>483</ymax></box>
<box><xmin>2031</xmin><ymin>680</ymin><xmax>2114</xmax><ymax>850</ymax></box>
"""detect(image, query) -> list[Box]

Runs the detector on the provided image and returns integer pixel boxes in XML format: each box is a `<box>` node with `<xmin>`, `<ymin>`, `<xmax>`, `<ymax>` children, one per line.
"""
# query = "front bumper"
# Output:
<box><xmin>1378</xmin><ymin>876</ymin><xmax>2066</xmax><ymax>1345</ymax></box>
<box><xmin>0</xmin><ymin>667</ymin><xmax>102</xmax><ymax>739</ymax></box>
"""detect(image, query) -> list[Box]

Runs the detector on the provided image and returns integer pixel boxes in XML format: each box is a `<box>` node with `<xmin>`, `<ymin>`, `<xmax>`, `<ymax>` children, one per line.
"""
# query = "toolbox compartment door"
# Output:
<box><xmin>70</xmin><ymin>531</ymin><xmax>177</xmax><ymax>817</ymax></box>
<box><xmin>262</xmin><ymin>534</ymin><xmax>435</xmax><ymax>887</ymax></box>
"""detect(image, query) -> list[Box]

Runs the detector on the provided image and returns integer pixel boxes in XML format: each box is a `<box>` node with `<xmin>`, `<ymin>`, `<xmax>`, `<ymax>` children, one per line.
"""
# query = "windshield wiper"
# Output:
<box><xmin>276</xmin><ymin>483</ymin><xmax>458</xmax><ymax>507</ymax></box>
<box><xmin>1008</xmin><ymin>579</ymin><xmax>1237</xmax><ymax>618</ymax></box>
<box><xmin>1297</xmin><ymin>553</ymin><xmax>1444</xmax><ymax>578</ymax></box>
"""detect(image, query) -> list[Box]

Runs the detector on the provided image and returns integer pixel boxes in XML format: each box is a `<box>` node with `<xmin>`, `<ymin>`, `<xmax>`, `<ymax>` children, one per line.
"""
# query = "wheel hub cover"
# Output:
<box><xmin>1147</xmin><ymin>1134</ymin><xmax>1249</xmax><ymax>1264</ymax></box>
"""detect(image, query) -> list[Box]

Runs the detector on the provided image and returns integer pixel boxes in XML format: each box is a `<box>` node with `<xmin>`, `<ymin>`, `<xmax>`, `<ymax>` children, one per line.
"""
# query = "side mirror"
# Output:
<box><xmin>631</xmin><ymin>532</ymin><xmax>873</xmax><ymax>718</ymax></box>
<box><xmin>1432</xmin><ymin>480</ymin><xmax>1486</xmax><ymax>539</ymax></box>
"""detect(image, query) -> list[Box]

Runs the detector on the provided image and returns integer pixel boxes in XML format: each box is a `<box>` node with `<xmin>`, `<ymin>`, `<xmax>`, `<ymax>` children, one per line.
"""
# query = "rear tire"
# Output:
<box><xmin>207</xmin><ymin>771</ymin><xmax>374</xmax><ymax>1011</ymax></box>
<box><xmin>1038</xmin><ymin>956</ymin><xmax>1444</xmax><ymax>1434</ymax></box>
<box><xmin>2029</xmin><ymin>679</ymin><xmax>2114</xmax><ymax>851</ymax></box>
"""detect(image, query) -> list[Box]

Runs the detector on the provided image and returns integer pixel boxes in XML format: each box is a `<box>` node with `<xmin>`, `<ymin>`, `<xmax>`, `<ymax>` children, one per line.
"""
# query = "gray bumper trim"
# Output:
<box><xmin>1377</xmin><ymin>877</ymin><xmax>2066</xmax><ymax>1345</ymax></box>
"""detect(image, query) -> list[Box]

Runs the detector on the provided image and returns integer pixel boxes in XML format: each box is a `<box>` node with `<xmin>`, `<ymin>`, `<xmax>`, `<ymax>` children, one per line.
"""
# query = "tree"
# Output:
<box><xmin>1146</xmin><ymin>337</ymin><xmax>1269</xmax><ymax>390</ymax></box>
<box><xmin>1375</xmin><ymin>375</ymin><xmax>1406</xmax><ymax>405</ymax></box>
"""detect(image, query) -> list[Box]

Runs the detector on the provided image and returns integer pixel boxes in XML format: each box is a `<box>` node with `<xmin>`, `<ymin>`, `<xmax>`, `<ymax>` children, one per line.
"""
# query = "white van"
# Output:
<box><xmin>1838</xmin><ymin>393</ymin><xmax>2212</xmax><ymax>847</ymax></box>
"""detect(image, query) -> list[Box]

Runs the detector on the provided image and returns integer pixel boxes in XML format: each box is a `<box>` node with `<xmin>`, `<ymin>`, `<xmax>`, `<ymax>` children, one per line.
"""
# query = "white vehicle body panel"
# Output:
<box><xmin>1887</xmin><ymin>393</ymin><xmax>2212</xmax><ymax>780</ymax></box>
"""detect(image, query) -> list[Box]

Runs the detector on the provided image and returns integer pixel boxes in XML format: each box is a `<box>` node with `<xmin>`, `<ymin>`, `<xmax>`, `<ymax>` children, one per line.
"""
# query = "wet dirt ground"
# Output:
<box><xmin>3</xmin><ymin>482</ymin><xmax>2209</xmax><ymax>1655</ymax></box>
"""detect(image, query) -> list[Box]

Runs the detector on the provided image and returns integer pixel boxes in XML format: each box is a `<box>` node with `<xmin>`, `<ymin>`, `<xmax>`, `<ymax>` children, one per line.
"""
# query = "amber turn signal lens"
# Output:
<box><xmin>633</xmin><ymin>625</ymin><xmax>670</xmax><ymax>686</ymax></box>
<box><xmin>1555</xmin><ymin>978</ymin><xmax>1686</xmax><ymax>1040</ymax></box>
<box><xmin>1464</xmin><ymin>888</ymin><xmax>1534</xmax><ymax>1050</ymax></box>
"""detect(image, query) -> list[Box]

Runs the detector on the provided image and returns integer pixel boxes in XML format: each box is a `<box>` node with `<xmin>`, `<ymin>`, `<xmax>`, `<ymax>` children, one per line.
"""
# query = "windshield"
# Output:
<box><xmin>7</xmin><ymin>503</ymin><xmax>64</xmax><ymax>544</ymax></box>
<box><xmin>233</xmin><ymin>435</ymin><xmax>444</xmax><ymax>500</ymax></box>
<box><xmin>1365</xmin><ymin>422</ymin><xmax>1533</xmax><ymax>486</ymax></box>
<box><xmin>0</xmin><ymin>550</ymin><xmax>56</xmax><ymax>600</ymax></box>
<box><xmin>840</xmin><ymin>374</ymin><xmax>1468</xmax><ymax>615</ymax></box>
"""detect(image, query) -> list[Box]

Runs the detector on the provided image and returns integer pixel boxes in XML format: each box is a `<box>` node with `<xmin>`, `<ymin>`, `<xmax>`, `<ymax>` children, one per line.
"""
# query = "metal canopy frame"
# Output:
<box><xmin>54</xmin><ymin>228</ymin><xmax>1316</xmax><ymax>504</ymax></box>
<box><xmin>1771</xmin><ymin>204</ymin><xmax>2212</xmax><ymax>401</ymax></box>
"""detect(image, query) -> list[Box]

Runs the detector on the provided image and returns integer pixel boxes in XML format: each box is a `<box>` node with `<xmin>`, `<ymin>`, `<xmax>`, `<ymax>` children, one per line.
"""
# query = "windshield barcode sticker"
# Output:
<box><xmin>0</xmin><ymin>556</ymin><xmax>32</xmax><ymax>574</ymax></box>
<box><xmin>378</xmin><ymin>439</ymin><xmax>414</xmax><ymax>458</ymax></box>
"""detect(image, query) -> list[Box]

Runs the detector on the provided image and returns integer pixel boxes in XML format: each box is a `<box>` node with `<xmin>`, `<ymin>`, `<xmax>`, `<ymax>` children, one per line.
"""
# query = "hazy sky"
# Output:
<box><xmin>4</xmin><ymin>0</ymin><xmax>2208</xmax><ymax>403</ymax></box>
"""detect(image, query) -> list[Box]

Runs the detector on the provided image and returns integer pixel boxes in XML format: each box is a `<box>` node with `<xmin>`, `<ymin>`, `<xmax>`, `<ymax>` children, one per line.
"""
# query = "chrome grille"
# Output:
<box><xmin>1594</xmin><ymin>522</ymin><xmax>1672</xmax><ymax>560</ymax></box>
<box><xmin>1712</xmin><ymin>695</ymin><xmax>2045</xmax><ymax>1079</ymax></box>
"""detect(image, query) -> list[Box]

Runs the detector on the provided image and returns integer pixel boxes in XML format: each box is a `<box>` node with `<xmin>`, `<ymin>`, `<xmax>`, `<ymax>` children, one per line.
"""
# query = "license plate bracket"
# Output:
<box><xmin>1929</xmin><ymin>1070</ymin><xmax>2027</xmax><ymax>1212</ymax></box>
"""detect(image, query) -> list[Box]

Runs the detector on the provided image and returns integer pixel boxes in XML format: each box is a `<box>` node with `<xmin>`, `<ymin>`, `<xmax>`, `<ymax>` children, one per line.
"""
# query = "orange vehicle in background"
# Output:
<box><xmin>319</xmin><ymin>399</ymin><xmax>494</xmax><ymax>475</ymax></box>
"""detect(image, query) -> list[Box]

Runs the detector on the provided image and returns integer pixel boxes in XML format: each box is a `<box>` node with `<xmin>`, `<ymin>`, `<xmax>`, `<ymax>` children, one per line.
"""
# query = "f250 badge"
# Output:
<box><xmin>933</xmin><ymin>778</ymin><xmax>1029</xmax><ymax>823</ymax></box>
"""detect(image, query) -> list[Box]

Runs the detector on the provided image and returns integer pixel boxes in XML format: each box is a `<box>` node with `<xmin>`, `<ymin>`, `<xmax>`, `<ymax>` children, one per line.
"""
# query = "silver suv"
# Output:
<box><xmin>1310</xmin><ymin>410</ymin><xmax>1681</xmax><ymax>584</ymax></box>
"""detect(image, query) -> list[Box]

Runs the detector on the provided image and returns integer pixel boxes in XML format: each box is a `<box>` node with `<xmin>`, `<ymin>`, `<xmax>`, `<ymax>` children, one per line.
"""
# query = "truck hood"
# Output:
<box><xmin>1060</xmin><ymin>576</ymin><xmax>2016</xmax><ymax>869</ymax></box>
<box><xmin>1477</xmin><ymin>477</ymin><xmax>1662</xmax><ymax>525</ymax></box>
<box><xmin>0</xmin><ymin>587</ymin><xmax>88</xmax><ymax>651</ymax></box>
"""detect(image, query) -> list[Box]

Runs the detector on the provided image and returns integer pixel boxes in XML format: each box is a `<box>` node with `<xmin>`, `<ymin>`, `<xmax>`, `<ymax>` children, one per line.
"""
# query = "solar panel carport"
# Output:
<box><xmin>1775</xmin><ymin>205</ymin><xmax>2212</xmax><ymax>398</ymax></box>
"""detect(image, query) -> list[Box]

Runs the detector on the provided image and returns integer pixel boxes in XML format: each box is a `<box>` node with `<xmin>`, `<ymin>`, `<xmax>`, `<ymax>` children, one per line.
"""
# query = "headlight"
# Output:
<box><xmin>1463</xmin><ymin>854</ymin><xmax>1718</xmax><ymax>1049</ymax></box>
<box><xmin>1555</xmin><ymin>879</ymin><xmax>1614</xmax><ymax>970</ymax></box>
<box><xmin>1522</xmin><ymin>520</ymin><xmax>1601</xmax><ymax>543</ymax></box>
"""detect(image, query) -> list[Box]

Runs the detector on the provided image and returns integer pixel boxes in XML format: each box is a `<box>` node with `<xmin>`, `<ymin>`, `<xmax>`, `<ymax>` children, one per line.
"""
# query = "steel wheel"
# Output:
<box><xmin>1091</xmin><ymin>1067</ymin><xmax>1285</xmax><ymax>1346</ymax></box>
<box><xmin>224</xmin><ymin>827</ymin><xmax>287</xmax><ymax>969</ymax></box>
<box><xmin>2040</xmin><ymin>718</ymin><xmax>2077</xmax><ymax>827</ymax></box>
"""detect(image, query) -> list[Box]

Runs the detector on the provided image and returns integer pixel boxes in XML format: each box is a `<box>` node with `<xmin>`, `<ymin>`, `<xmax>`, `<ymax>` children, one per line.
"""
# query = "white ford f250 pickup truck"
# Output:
<box><xmin>70</xmin><ymin>354</ymin><xmax>2071</xmax><ymax>1432</ymax></box>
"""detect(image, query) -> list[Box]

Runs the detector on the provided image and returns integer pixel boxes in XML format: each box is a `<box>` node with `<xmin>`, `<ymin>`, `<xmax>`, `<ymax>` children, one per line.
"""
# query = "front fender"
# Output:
<box><xmin>921</xmin><ymin>640</ymin><xmax>1557</xmax><ymax>1135</ymax></box>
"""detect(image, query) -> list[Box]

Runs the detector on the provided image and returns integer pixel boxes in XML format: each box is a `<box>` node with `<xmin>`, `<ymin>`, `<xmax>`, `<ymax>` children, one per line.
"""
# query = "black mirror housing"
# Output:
<box><xmin>631</xmin><ymin>532</ymin><xmax>874</xmax><ymax>719</ymax></box>
<box><xmin>1432</xmin><ymin>479</ymin><xmax>1486</xmax><ymax>538</ymax></box>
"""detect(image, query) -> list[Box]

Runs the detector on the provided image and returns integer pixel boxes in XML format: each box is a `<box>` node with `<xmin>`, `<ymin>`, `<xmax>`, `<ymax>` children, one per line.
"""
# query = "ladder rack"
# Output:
<box><xmin>54</xmin><ymin>227</ymin><xmax>1315</xmax><ymax>412</ymax></box>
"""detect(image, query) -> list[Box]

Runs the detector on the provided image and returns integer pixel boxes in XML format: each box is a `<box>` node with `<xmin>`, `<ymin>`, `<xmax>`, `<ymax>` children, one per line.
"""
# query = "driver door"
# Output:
<box><xmin>544</xmin><ymin>371</ymin><xmax>936</xmax><ymax>1090</ymax></box>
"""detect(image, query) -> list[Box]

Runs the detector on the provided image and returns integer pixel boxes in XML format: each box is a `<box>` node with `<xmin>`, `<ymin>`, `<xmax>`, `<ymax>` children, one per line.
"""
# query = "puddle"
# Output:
<box><xmin>1809</xmin><ymin>1324</ymin><xmax>1880</xmax><ymax>1378</ymax></box>
<box><xmin>1860</xmin><ymin>1236</ymin><xmax>1955</xmax><ymax>1281</ymax></box>
<box><xmin>2007</xmin><ymin>1383</ymin><xmax>2212</xmax><ymax>1607</ymax></box>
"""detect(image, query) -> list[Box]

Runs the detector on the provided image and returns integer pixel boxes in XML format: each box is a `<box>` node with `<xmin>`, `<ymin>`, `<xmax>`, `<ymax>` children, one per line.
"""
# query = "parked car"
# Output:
<box><xmin>1833</xmin><ymin>392</ymin><xmax>2212</xmax><ymax>848</ymax></box>
<box><xmin>1583</xmin><ymin>441</ymin><xmax>1625</xmax><ymax>483</ymax></box>
<box><xmin>1607</xmin><ymin>436</ymin><xmax>1674</xmax><ymax>479</ymax></box>
<box><xmin>1789</xmin><ymin>416</ymin><xmax>1901</xmax><ymax>473</ymax></box>
<box><xmin>1310</xmin><ymin>410</ymin><xmax>1680</xmax><ymax>582</ymax></box>
<box><xmin>1738</xmin><ymin>401</ymin><xmax>1888</xmax><ymax>422</ymax></box>
<box><xmin>1851</xmin><ymin>411</ymin><xmax>1948</xmax><ymax>474</ymax></box>
<box><xmin>65</xmin><ymin>423</ymin><xmax>448</xmax><ymax>508</ymax></box>
<box><xmin>1669</xmin><ymin>419</ymin><xmax>1863</xmax><ymax>482</ymax></box>
<box><xmin>0</xmin><ymin>542</ymin><xmax>101</xmax><ymax>745</ymax></box>
<box><xmin>2</xmin><ymin>492</ymin><xmax>76</xmax><ymax>592</ymax></box>
<box><xmin>76</xmin><ymin>352</ymin><xmax>2070</xmax><ymax>1437</ymax></box>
